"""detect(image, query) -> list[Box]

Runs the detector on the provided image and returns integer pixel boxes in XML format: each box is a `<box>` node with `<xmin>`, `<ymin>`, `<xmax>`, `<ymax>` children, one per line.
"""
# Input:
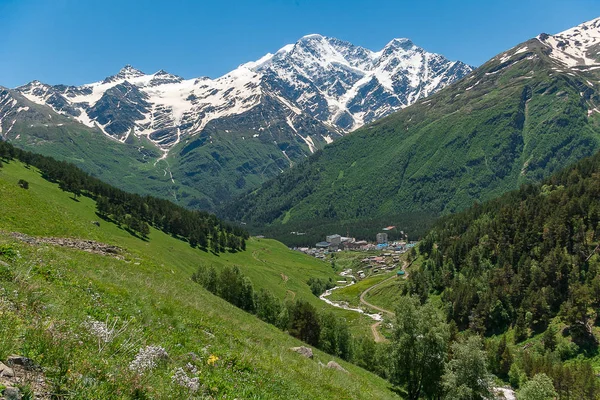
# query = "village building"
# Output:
<box><xmin>376</xmin><ymin>232</ymin><xmax>388</xmax><ymax>244</ymax></box>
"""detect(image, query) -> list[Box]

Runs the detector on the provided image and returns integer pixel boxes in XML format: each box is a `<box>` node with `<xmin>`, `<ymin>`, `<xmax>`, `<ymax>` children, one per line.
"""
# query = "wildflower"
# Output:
<box><xmin>129</xmin><ymin>345</ymin><xmax>169</xmax><ymax>374</ymax></box>
<box><xmin>171</xmin><ymin>367</ymin><xmax>200</xmax><ymax>392</ymax></box>
<box><xmin>207</xmin><ymin>354</ymin><xmax>219</xmax><ymax>366</ymax></box>
<box><xmin>185</xmin><ymin>362</ymin><xmax>198</xmax><ymax>374</ymax></box>
<box><xmin>83</xmin><ymin>318</ymin><xmax>112</xmax><ymax>343</ymax></box>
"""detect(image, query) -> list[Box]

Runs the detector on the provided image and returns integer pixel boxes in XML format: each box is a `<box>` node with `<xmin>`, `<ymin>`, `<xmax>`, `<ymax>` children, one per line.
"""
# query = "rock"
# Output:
<box><xmin>326</xmin><ymin>361</ymin><xmax>348</xmax><ymax>373</ymax></box>
<box><xmin>290</xmin><ymin>346</ymin><xmax>313</xmax><ymax>359</ymax></box>
<box><xmin>0</xmin><ymin>361</ymin><xmax>14</xmax><ymax>377</ymax></box>
<box><xmin>6</xmin><ymin>355</ymin><xmax>39</xmax><ymax>371</ymax></box>
<box><xmin>3</xmin><ymin>387</ymin><xmax>21</xmax><ymax>400</ymax></box>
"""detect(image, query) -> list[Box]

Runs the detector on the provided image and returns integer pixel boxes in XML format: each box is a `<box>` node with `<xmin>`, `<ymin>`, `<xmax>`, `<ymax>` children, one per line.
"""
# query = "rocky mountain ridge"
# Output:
<box><xmin>8</xmin><ymin>35</ymin><xmax>472</xmax><ymax>154</ymax></box>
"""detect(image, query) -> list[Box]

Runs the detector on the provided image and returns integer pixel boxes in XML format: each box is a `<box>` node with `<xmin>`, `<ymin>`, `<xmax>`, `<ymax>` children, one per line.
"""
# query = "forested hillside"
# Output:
<box><xmin>223</xmin><ymin>33</ymin><xmax>600</xmax><ymax>242</ymax></box>
<box><xmin>403</xmin><ymin>149</ymin><xmax>600</xmax><ymax>397</ymax></box>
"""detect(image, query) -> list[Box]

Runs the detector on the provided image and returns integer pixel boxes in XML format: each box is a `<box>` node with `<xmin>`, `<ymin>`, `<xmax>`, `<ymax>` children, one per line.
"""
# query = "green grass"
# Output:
<box><xmin>0</xmin><ymin>160</ymin><xmax>399</xmax><ymax>399</ymax></box>
<box><xmin>363</xmin><ymin>277</ymin><xmax>406</xmax><ymax>313</ymax></box>
<box><xmin>329</xmin><ymin>274</ymin><xmax>393</xmax><ymax>308</ymax></box>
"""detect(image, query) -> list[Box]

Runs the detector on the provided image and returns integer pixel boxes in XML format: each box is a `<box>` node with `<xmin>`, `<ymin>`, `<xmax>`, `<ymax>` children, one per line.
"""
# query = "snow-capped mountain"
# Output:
<box><xmin>13</xmin><ymin>35</ymin><xmax>472</xmax><ymax>153</ymax></box>
<box><xmin>537</xmin><ymin>17</ymin><xmax>600</xmax><ymax>68</ymax></box>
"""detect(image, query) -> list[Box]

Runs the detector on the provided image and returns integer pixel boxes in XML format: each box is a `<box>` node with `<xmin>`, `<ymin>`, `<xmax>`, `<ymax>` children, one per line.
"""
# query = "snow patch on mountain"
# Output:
<box><xmin>538</xmin><ymin>17</ymin><xmax>600</xmax><ymax>67</ymax></box>
<box><xmin>14</xmin><ymin>35</ymin><xmax>472</xmax><ymax>152</ymax></box>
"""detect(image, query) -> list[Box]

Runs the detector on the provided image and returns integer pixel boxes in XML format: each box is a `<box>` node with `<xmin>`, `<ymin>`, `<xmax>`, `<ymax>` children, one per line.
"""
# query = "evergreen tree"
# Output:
<box><xmin>287</xmin><ymin>300</ymin><xmax>321</xmax><ymax>347</ymax></box>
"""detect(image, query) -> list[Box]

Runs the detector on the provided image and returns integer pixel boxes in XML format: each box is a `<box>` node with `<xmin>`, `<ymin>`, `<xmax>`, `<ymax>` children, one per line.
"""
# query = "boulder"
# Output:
<box><xmin>290</xmin><ymin>346</ymin><xmax>313</xmax><ymax>359</ymax></box>
<box><xmin>0</xmin><ymin>361</ymin><xmax>14</xmax><ymax>377</ymax></box>
<box><xmin>3</xmin><ymin>387</ymin><xmax>21</xmax><ymax>400</ymax></box>
<box><xmin>326</xmin><ymin>361</ymin><xmax>348</xmax><ymax>373</ymax></box>
<box><xmin>6</xmin><ymin>355</ymin><xmax>39</xmax><ymax>371</ymax></box>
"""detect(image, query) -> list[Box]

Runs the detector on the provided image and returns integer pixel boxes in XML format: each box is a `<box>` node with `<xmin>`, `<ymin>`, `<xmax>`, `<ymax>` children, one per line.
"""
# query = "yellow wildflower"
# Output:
<box><xmin>207</xmin><ymin>354</ymin><xmax>219</xmax><ymax>365</ymax></box>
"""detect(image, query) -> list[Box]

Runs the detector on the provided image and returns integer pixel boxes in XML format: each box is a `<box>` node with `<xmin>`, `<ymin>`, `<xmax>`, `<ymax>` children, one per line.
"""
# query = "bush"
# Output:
<box><xmin>307</xmin><ymin>277</ymin><xmax>335</xmax><ymax>296</ymax></box>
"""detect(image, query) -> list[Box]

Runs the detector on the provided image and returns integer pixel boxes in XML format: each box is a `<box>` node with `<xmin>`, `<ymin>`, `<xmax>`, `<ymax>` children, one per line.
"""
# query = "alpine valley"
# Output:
<box><xmin>0</xmin><ymin>35</ymin><xmax>471</xmax><ymax>210</ymax></box>
<box><xmin>5</xmin><ymin>5</ymin><xmax>600</xmax><ymax>400</ymax></box>
<box><xmin>224</xmin><ymin>17</ymin><xmax>600</xmax><ymax>245</ymax></box>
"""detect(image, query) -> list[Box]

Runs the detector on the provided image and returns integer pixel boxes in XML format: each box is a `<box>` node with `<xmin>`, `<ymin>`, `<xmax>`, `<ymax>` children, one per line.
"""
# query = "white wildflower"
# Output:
<box><xmin>129</xmin><ymin>345</ymin><xmax>169</xmax><ymax>374</ymax></box>
<box><xmin>171</xmin><ymin>367</ymin><xmax>200</xmax><ymax>392</ymax></box>
<box><xmin>185</xmin><ymin>362</ymin><xmax>198</xmax><ymax>374</ymax></box>
<box><xmin>83</xmin><ymin>318</ymin><xmax>112</xmax><ymax>343</ymax></box>
<box><xmin>82</xmin><ymin>316</ymin><xmax>136</xmax><ymax>353</ymax></box>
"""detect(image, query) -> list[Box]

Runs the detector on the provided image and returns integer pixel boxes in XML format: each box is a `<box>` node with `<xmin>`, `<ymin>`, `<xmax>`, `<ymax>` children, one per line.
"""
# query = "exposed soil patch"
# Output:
<box><xmin>0</xmin><ymin>356</ymin><xmax>49</xmax><ymax>399</ymax></box>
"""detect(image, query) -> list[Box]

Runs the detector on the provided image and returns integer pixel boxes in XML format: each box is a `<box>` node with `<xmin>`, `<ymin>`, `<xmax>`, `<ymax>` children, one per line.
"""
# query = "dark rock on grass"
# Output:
<box><xmin>6</xmin><ymin>355</ymin><xmax>40</xmax><ymax>371</ymax></box>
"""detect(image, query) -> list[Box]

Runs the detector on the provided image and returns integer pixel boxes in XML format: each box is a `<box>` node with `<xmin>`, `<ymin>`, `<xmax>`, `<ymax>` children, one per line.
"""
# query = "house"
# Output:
<box><xmin>326</xmin><ymin>234</ymin><xmax>342</xmax><ymax>245</ymax></box>
<box><xmin>376</xmin><ymin>232</ymin><xmax>388</xmax><ymax>244</ymax></box>
<box><xmin>316</xmin><ymin>241</ymin><xmax>331</xmax><ymax>249</ymax></box>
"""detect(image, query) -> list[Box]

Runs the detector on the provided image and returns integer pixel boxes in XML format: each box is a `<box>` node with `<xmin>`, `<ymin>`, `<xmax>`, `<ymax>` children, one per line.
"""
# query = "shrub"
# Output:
<box><xmin>17</xmin><ymin>179</ymin><xmax>29</xmax><ymax>189</ymax></box>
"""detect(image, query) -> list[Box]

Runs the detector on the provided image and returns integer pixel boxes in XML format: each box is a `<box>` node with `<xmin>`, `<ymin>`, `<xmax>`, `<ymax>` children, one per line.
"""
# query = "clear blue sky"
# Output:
<box><xmin>1</xmin><ymin>0</ymin><xmax>599</xmax><ymax>88</ymax></box>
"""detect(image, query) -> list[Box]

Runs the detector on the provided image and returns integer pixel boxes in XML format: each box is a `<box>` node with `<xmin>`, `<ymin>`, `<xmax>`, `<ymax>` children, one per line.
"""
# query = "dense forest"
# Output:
<box><xmin>400</xmin><ymin>150</ymin><xmax>600</xmax><ymax>397</ymax></box>
<box><xmin>250</xmin><ymin>211</ymin><xmax>437</xmax><ymax>247</ymax></box>
<box><xmin>0</xmin><ymin>140</ymin><xmax>247</xmax><ymax>252</ymax></box>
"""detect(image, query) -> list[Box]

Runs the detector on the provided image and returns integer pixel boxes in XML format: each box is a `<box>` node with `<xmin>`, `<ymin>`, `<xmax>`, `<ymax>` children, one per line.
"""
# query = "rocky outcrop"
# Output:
<box><xmin>9</xmin><ymin>232</ymin><xmax>123</xmax><ymax>258</ymax></box>
<box><xmin>326</xmin><ymin>361</ymin><xmax>348</xmax><ymax>373</ymax></box>
<box><xmin>290</xmin><ymin>346</ymin><xmax>314</xmax><ymax>359</ymax></box>
<box><xmin>0</xmin><ymin>356</ymin><xmax>48</xmax><ymax>400</ymax></box>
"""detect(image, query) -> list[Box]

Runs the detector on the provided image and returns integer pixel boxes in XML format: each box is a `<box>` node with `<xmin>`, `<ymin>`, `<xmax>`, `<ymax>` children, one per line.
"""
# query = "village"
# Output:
<box><xmin>294</xmin><ymin>229</ymin><xmax>417</xmax><ymax>280</ymax></box>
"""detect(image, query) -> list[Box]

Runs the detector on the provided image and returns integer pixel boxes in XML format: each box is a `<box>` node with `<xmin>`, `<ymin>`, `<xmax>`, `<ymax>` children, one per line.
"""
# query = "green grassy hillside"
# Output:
<box><xmin>223</xmin><ymin>38</ymin><xmax>600</xmax><ymax>243</ymax></box>
<box><xmin>0</xmin><ymin>160</ymin><xmax>397</xmax><ymax>399</ymax></box>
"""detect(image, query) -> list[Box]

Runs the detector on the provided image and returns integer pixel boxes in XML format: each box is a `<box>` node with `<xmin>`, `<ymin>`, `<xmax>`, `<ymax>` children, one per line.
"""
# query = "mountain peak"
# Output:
<box><xmin>101</xmin><ymin>65</ymin><xmax>146</xmax><ymax>84</ymax></box>
<box><xmin>384</xmin><ymin>38</ymin><xmax>414</xmax><ymax>50</ymax></box>
<box><xmin>119</xmin><ymin>64</ymin><xmax>145</xmax><ymax>76</ymax></box>
<box><xmin>299</xmin><ymin>33</ymin><xmax>324</xmax><ymax>40</ymax></box>
<box><xmin>538</xmin><ymin>16</ymin><xmax>600</xmax><ymax>67</ymax></box>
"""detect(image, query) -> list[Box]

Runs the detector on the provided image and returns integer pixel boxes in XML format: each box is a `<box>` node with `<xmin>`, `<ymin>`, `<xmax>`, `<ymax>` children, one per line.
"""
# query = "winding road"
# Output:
<box><xmin>320</xmin><ymin>260</ymin><xmax>410</xmax><ymax>342</ymax></box>
<box><xmin>359</xmin><ymin>274</ymin><xmax>397</xmax><ymax>343</ymax></box>
<box><xmin>359</xmin><ymin>274</ymin><xmax>397</xmax><ymax>317</ymax></box>
<box><xmin>362</xmin><ymin>260</ymin><xmax>412</xmax><ymax>342</ymax></box>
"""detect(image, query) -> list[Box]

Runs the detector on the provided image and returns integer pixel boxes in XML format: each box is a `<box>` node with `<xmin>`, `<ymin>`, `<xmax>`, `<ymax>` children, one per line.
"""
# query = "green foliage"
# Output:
<box><xmin>542</xmin><ymin>325</ymin><xmax>558</xmax><ymax>352</ymax></box>
<box><xmin>489</xmin><ymin>335</ymin><xmax>513</xmax><ymax>379</ymax></box>
<box><xmin>17</xmin><ymin>179</ymin><xmax>29</xmax><ymax>189</ymax></box>
<box><xmin>442</xmin><ymin>336</ymin><xmax>493</xmax><ymax>400</ymax></box>
<box><xmin>390</xmin><ymin>296</ymin><xmax>449</xmax><ymax>400</ymax></box>
<box><xmin>192</xmin><ymin>264</ymin><xmax>360</xmax><ymax>363</ymax></box>
<box><xmin>517</xmin><ymin>373</ymin><xmax>557</xmax><ymax>400</ymax></box>
<box><xmin>287</xmin><ymin>300</ymin><xmax>321</xmax><ymax>347</ymax></box>
<box><xmin>307</xmin><ymin>277</ymin><xmax>335</xmax><ymax>296</ymax></box>
<box><xmin>0</xmin><ymin>140</ymin><xmax>248</xmax><ymax>250</ymax></box>
<box><xmin>407</xmin><ymin>150</ymin><xmax>600</xmax><ymax>345</ymax></box>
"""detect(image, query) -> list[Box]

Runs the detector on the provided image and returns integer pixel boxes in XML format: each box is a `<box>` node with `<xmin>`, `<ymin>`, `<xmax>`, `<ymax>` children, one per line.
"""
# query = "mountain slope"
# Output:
<box><xmin>3</xmin><ymin>36</ymin><xmax>471</xmax><ymax>210</ymax></box>
<box><xmin>0</xmin><ymin>159</ymin><xmax>398</xmax><ymax>399</ymax></box>
<box><xmin>222</xmin><ymin>17</ymin><xmax>600</xmax><ymax>241</ymax></box>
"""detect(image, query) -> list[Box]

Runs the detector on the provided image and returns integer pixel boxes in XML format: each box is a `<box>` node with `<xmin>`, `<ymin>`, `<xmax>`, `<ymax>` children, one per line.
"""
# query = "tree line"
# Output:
<box><xmin>191</xmin><ymin>265</ymin><xmax>355</xmax><ymax>361</ymax></box>
<box><xmin>0</xmin><ymin>140</ymin><xmax>248</xmax><ymax>252</ymax></box>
